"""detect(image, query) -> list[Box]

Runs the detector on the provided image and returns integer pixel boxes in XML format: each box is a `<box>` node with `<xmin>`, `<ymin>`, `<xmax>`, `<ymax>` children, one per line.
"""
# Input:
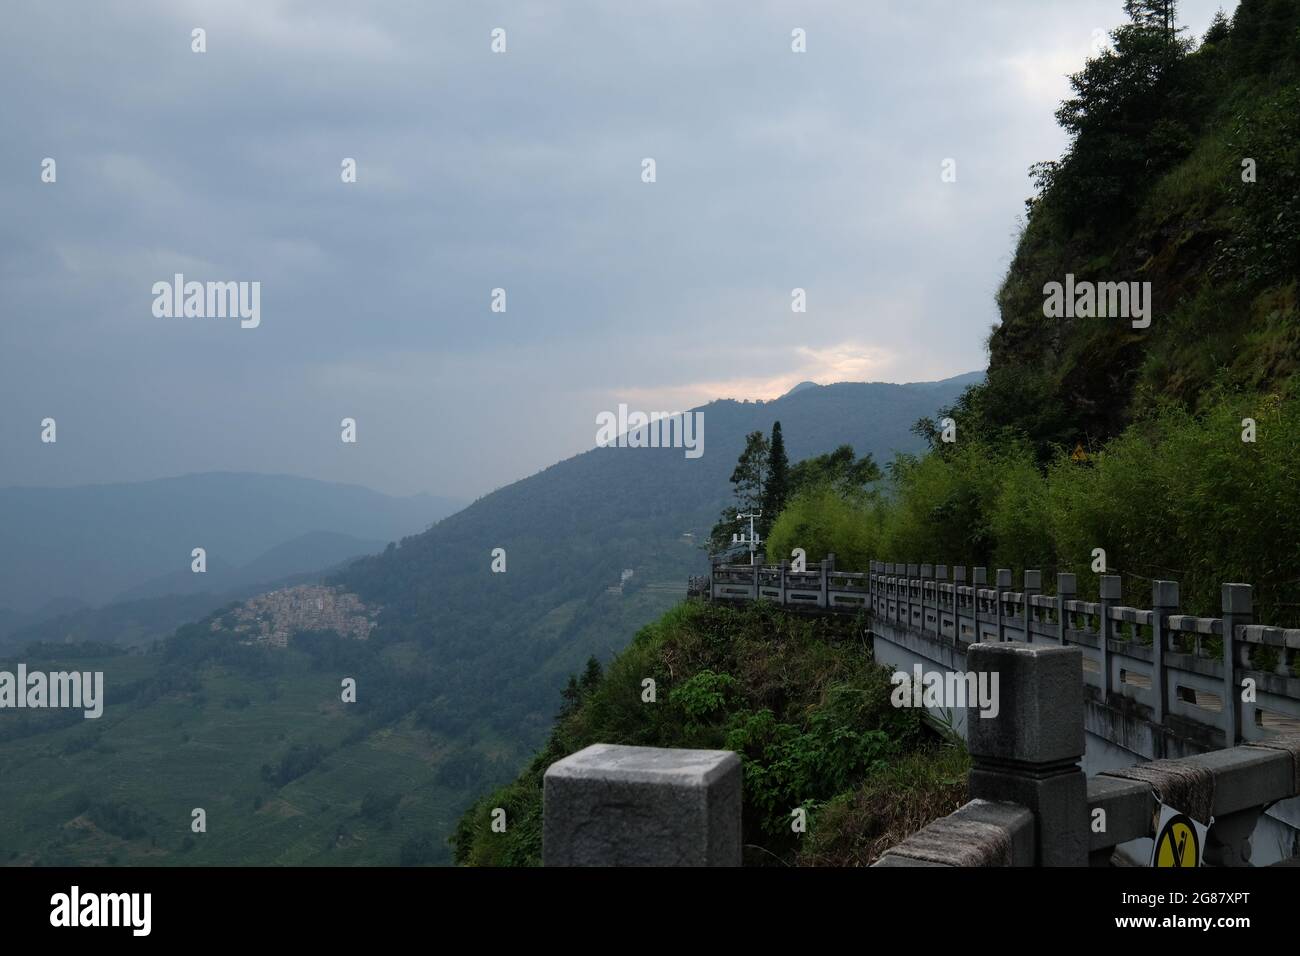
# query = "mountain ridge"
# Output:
<box><xmin>0</xmin><ymin>472</ymin><xmax>465</xmax><ymax>612</ymax></box>
<box><xmin>328</xmin><ymin>371</ymin><xmax>985</xmax><ymax>810</ymax></box>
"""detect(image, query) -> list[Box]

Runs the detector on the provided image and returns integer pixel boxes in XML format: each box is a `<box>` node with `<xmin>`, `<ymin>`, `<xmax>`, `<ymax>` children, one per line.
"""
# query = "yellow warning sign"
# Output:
<box><xmin>1152</xmin><ymin>808</ymin><xmax>1207</xmax><ymax>867</ymax></box>
<box><xmin>1070</xmin><ymin>442</ymin><xmax>1089</xmax><ymax>463</ymax></box>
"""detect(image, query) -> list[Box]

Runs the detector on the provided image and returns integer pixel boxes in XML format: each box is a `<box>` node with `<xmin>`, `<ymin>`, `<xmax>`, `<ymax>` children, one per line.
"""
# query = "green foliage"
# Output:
<box><xmin>1123</xmin><ymin>0</ymin><xmax>1180</xmax><ymax>37</ymax></box>
<box><xmin>765</xmin><ymin>486</ymin><xmax>881</xmax><ymax>570</ymax></box>
<box><xmin>1203</xmin><ymin>10</ymin><xmax>1231</xmax><ymax>46</ymax></box>
<box><xmin>669</xmin><ymin>669</ymin><xmax>739</xmax><ymax>724</ymax></box>
<box><xmin>787</xmin><ymin>444</ymin><xmax>881</xmax><ymax>497</ymax></box>
<box><xmin>873</xmin><ymin>440</ymin><xmax>1053</xmax><ymax>569</ymax></box>
<box><xmin>763</xmin><ymin>443</ymin><xmax>886</xmax><ymax>567</ymax></box>
<box><xmin>1218</xmin><ymin>82</ymin><xmax>1300</xmax><ymax>286</ymax></box>
<box><xmin>798</xmin><ymin>741</ymin><xmax>970</xmax><ymax>866</ymax></box>
<box><xmin>1047</xmin><ymin>2</ymin><xmax>1195</xmax><ymax>229</ymax></box>
<box><xmin>969</xmin><ymin>0</ymin><xmax>1300</xmax><ymax>455</ymax></box>
<box><xmin>983</xmin><ymin>451</ymin><xmax>1057</xmax><ymax>574</ymax></box>
<box><xmin>811</xmin><ymin>390</ymin><xmax>1300</xmax><ymax>623</ymax></box>
<box><xmin>708</xmin><ymin>429</ymin><xmax>770</xmax><ymax>553</ymax></box>
<box><xmin>452</xmin><ymin>601</ymin><xmax>928</xmax><ymax>866</ymax></box>
<box><xmin>1046</xmin><ymin>391</ymin><xmax>1300</xmax><ymax>616</ymax></box>
<box><xmin>761</xmin><ymin>422</ymin><xmax>791</xmax><ymax>534</ymax></box>
<box><xmin>724</xmin><ymin>693</ymin><xmax>897</xmax><ymax>837</ymax></box>
<box><xmin>922</xmin><ymin>367</ymin><xmax>1077</xmax><ymax>464</ymax></box>
<box><xmin>731</xmin><ymin>431</ymin><xmax>770</xmax><ymax>510</ymax></box>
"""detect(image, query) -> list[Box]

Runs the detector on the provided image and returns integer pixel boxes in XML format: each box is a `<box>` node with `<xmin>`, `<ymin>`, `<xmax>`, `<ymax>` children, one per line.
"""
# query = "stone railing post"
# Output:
<box><xmin>953</xmin><ymin>566</ymin><xmax>968</xmax><ymax>646</ymax></box>
<box><xmin>920</xmin><ymin>563</ymin><xmax>934</xmax><ymax>636</ymax></box>
<box><xmin>885</xmin><ymin>562</ymin><xmax>896</xmax><ymax>621</ymax></box>
<box><xmin>899</xmin><ymin>564</ymin><xmax>909</xmax><ymax>624</ymax></box>
<box><xmin>936</xmin><ymin>565</ymin><xmax>949</xmax><ymax>641</ymax></box>
<box><xmin>1098</xmin><ymin>575</ymin><xmax>1120</xmax><ymax>698</ymax></box>
<box><xmin>907</xmin><ymin>564</ymin><xmax>920</xmax><ymax>629</ymax></box>
<box><xmin>543</xmin><ymin>744</ymin><xmax>742</xmax><ymax>866</ymax></box>
<box><xmin>1151</xmin><ymin>580</ymin><xmax>1179</xmax><ymax>727</ymax></box>
<box><xmin>995</xmin><ymin>569</ymin><xmax>1012</xmax><ymax>642</ymax></box>
<box><xmin>967</xmin><ymin>642</ymin><xmax>1087</xmax><ymax>866</ymax></box>
<box><xmin>1022</xmin><ymin>570</ymin><xmax>1041</xmax><ymax>643</ymax></box>
<box><xmin>777</xmin><ymin>559</ymin><xmax>789</xmax><ymax>607</ymax></box>
<box><xmin>1056</xmin><ymin>573</ymin><xmax>1076</xmax><ymax>645</ymax></box>
<box><xmin>1221</xmin><ymin>584</ymin><xmax>1252</xmax><ymax>746</ymax></box>
<box><xmin>824</xmin><ymin>553</ymin><xmax>836</xmax><ymax>610</ymax></box>
<box><xmin>973</xmin><ymin>568</ymin><xmax>988</xmax><ymax>642</ymax></box>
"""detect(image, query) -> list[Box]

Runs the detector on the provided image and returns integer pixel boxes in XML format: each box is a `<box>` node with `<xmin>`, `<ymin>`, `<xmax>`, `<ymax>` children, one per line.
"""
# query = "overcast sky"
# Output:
<box><xmin>0</xmin><ymin>0</ymin><xmax>1235</xmax><ymax>499</ymax></box>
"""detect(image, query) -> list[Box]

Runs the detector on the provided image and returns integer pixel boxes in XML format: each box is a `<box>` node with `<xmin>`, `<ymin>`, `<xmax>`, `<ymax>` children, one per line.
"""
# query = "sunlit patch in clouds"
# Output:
<box><xmin>614</xmin><ymin>342</ymin><xmax>899</xmax><ymax>411</ymax></box>
<box><xmin>794</xmin><ymin>343</ymin><xmax>897</xmax><ymax>383</ymax></box>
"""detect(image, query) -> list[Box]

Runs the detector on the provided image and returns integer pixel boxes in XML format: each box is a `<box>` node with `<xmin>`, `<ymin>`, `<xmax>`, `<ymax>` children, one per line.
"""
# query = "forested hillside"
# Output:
<box><xmin>0</xmin><ymin>376</ymin><xmax>971</xmax><ymax>866</ymax></box>
<box><xmin>953</xmin><ymin>0</ymin><xmax>1299</xmax><ymax>454</ymax></box>
<box><xmin>452</xmin><ymin>601</ymin><xmax>968</xmax><ymax>866</ymax></box>
<box><xmin>330</xmin><ymin>375</ymin><xmax>976</xmax><ymax>800</ymax></box>
<box><xmin>782</xmin><ymin>0</ymin><xmax>1300</xmax><ymax>618</ymax></box>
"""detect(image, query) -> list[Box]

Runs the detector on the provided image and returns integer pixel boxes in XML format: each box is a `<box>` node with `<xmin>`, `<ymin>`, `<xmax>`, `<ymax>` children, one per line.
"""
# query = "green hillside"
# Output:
<box><xmin>0</xmin><ymin>377</ymin><xmax>971</xmax><ymax>866</ymax></box>
<box><xmin>880</xmin><ymin>0</ymin><xmax>1300</xmax><ymax>621</ymax></box>
<box><xmin>451</xmin><ymin>601</ymin><xmax>969</xmax><ymax>867</ymax></box>
<box><xmin>0</xmin><ymin>632</ymin><xmax>473</xmax><ymax>865</ymax></box>
<box><xmin>954</xmin><ymin>0</ymin><xmax>1299</xmax><ymax>455</ymax></box>
<box><xmin>330</xmin><ymin>376</ymin><xmax>975</xmax><ymax>802</ymax></box>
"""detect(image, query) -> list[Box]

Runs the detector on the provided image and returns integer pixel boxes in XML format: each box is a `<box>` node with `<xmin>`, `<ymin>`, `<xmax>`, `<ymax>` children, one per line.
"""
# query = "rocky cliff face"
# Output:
<box><xmin>965</xmin><ymin>0</ymin><xmax>1300</xmax><ymax>455</ymax></box>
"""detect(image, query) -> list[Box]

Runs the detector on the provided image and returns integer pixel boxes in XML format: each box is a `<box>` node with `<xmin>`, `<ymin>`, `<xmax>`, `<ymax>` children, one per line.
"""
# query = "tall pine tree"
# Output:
<box><xmin>1043</xmin><ymin>0</ymin><xmax>1192</xmax><ymax>228</ymax></box>
<box><xmin>761</xmin><ymin>421</ymin><xmax>790</xmax><ymax>536</ymax></box>
<box><xmin>707</xmin><ymin>430</ymin><xmax>769</xmax><ymax>554</ymax></box>
<box><xmin>1124</xmin><ymin>0</ymin><xmax>1178</xmax><ymax>41</ymax></box>
<box><xmin>729</xmin><ymin>430</ymin><xmax>770</xmax><ymax>514</ymax></box>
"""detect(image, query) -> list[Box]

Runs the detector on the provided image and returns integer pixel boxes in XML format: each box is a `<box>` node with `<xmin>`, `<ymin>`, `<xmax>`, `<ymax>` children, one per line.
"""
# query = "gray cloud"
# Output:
<box><xmin>0</xmin><ymin>0</ymin><xmax>1236</xmax><ymax>498</ymax></box>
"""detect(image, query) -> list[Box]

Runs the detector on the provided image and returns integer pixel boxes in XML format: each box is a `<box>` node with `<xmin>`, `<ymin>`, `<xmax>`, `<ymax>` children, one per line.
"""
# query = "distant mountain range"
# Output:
<box><xmin>334</xmin><ymin>370</ymin><xmax>984</xmax><ymax>775</ymax></box>
<box><xmin>113</xmin><ymin>530</ymin><xmax>389</xmax><ymax>603</ymax></box>
<box><xmin>0</xmin><ymin>372</ymin><xmax>981</xmax><ymax>866</ymax></box>
<box><xmin>0</xmin><ymin>472</ymin><xmax>463</xmax><ymax>617</ymax></box>
<box><xmin>781</xmin><ymin>381</ymin><xmax>820</xmax><ymax>398</ymax></box>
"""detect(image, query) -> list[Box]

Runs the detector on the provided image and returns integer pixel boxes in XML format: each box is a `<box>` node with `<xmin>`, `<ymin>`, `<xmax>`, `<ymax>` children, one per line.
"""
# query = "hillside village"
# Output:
<box><xmin>212</xmin><ymin>585</ymin><xmax>379</xmax><ymax>646</ymax></box>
